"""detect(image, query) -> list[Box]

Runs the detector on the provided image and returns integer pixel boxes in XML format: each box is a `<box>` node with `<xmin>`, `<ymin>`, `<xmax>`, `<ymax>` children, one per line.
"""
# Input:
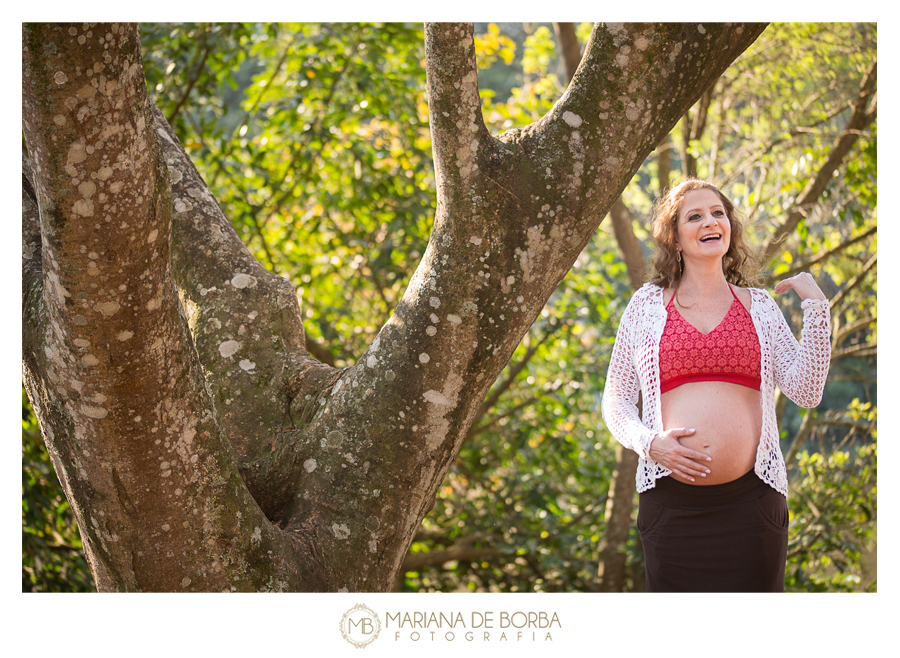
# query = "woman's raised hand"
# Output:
<box><xmin>648</xmin><ymin>428</ymin><xmax>712</xmax><ymax>482</ymax></box>
<box><xmin>773</xmin><ymin>272</ymin><xmax>827</xmax><ymax>301</ymax></box>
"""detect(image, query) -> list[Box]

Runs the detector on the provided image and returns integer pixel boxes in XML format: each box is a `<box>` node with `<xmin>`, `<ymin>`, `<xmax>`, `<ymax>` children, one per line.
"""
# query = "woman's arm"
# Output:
<box><xmin>600</xmin><ymin>295</ymin><xmax>658</xmax><ymax>459</ymax></box>
<box><xmin>770</xmin><ymin>273</ymin><xmax>832</xmax><ymax>407</ymax></box>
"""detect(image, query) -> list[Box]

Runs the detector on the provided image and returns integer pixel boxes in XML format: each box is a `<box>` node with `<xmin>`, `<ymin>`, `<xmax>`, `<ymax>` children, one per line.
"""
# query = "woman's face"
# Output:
<box><xmin>675</xmin><ymin>188</ymin><xmax>731</xmax><ymax>266</ymax></box>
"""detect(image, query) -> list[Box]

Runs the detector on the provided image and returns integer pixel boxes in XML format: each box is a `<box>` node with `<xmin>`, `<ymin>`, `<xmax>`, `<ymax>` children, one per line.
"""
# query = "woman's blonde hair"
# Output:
<box><xmin>649</xmin><ymin>178</ymin><xmax>757</xmax><ymax>288</ymax></box>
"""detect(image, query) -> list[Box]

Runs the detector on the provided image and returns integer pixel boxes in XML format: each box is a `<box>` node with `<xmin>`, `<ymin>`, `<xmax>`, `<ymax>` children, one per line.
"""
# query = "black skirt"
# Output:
<box><xmin>638</xmin><ymin>469</ymin><xmax>788</xmax><ymax>592</ymax></box>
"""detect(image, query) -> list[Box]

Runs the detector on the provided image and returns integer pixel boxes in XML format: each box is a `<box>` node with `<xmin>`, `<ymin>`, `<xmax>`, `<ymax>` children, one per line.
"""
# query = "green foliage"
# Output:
<box><xmin>520</xmin><ymin>26</ymin><xmax>557</xmax><ymax>78</ymax></box>
<box><xmin>688</xmin><ymin>23</ymin><xmax>877</xmax><ymax>286</ymax></box>
<box><xmin>22</xmin><ymin>391</ymin><xmax>95</xmax><ymax>592</ymax></box>
<box><xmin>480</xmin><ymin>27</ymin><xmax>565</xmax><ymax>134</ymax></box>
<box><xmin>142</xmin><ymin>23</ymin><xmax>256</xmax><ymax>140</ymax></box>
<box><xmin>785</xmin><ymin>441</ymin><xmax>876</xmax><ymax>591</ymax></box>
<box><xmin>473</xmin><ymin>23</ymin><xmax>516</xmax><ymax>70</ymax></box>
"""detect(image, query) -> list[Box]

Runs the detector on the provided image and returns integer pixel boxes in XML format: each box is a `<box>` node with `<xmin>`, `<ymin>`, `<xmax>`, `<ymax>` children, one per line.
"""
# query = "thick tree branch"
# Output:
<box><xmin>425</xmin><ymin>23</ymin><xmax>490</xmax><ymax>211</ymax></box>
<box><xmin>151</xmin><ymin>100</ymin><xmax>347</xmax><ymax>532</ymax></box>
<box><xmin>759</xmin><ymin>59</ymin><xmax>876</xmax><ymax>264</ymax></box>
<box><xmin>151</xmin><ymin>102</ymin><xmax>336</xmax><ymax>471</ymax></box>
<box><xmin>22</xmin><ymin>155</ymin><xmax>42</xmax><ymax>311</ymax></box>
<box><xmin>533</xmin><ymin>24</ymin><xmax>766</xmax><ymax>235</ymax></box>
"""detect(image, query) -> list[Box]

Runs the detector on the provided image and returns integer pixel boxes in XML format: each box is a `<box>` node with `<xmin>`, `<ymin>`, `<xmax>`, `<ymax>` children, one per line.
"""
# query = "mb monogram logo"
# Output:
<box><xmin>340</xmin><ymin>604</ymin><xmax>382</xmax><ymax>648</ymax></box>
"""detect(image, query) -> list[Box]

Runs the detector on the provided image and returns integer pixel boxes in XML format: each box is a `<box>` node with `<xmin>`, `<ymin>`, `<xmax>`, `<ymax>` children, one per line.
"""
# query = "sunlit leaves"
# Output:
<box><xmin>520</xmin><ymin>27</ymin><xmax>557</xmax><ymax>77</ymax></box>
<box><xmin>480</xmin><ymin>27</ymin><xmax>565</xmax><ymax>134</ymax></box>
<box><xmin>474</xmin><ymin>23</ymin><xmax>516</xmax><ymax>70</ymax></box>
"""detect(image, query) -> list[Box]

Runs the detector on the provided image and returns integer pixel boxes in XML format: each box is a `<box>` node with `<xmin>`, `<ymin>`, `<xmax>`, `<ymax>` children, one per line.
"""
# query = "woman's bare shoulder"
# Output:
<box><xmin>662</xmin><ymin>287</ymin><xmax>675</xmax><ymax>306</ymax></box>
<box><xmin>731</xmin><ymin>285</ymin><xmax>753</xmax><ymax>311</ymax></box>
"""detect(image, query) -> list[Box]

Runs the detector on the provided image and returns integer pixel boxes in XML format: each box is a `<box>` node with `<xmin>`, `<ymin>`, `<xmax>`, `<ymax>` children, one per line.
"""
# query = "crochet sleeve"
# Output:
<box><xmin>769</xmin><ymin>295</ymin><xmax>832</xmax><ymax>408</ymax></box>
<box><xmin>601</xmin><ymin>293</ymin><xmax>657</xmax><ymax>460</ymax></box>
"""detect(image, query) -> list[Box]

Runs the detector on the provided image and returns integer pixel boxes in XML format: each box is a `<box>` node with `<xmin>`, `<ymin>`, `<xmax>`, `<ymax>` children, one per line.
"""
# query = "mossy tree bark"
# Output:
<box><xmin>22</xmin><ymin>21</ymin><xmax>766</xmax><ymax>591</ymax></box>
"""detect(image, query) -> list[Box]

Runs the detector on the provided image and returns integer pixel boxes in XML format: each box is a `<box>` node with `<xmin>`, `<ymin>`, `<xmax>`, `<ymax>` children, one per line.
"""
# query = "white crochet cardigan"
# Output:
<box><xmin>601</xmin><ymin>283</ymin><xmax>831</xmax><ymax>495</ymax></box>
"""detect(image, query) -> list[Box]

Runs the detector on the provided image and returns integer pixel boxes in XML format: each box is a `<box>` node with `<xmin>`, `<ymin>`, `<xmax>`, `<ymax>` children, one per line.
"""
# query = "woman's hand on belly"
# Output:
<box><xmin>648</xmin><ymin>428</ymin><xmax>712</xmax><ymax>482</ymax></box>
<box><xmin>660</xmin><ymin>383</ymin><xmax>762</xmax><ymax>484</ymax></box>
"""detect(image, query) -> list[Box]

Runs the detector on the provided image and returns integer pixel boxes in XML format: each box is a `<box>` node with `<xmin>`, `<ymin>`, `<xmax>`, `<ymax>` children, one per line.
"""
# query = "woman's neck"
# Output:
<box><xmin>677</xmin><ymin>265</ymin><xmax>730</xmax><ymax>297</ymax></box>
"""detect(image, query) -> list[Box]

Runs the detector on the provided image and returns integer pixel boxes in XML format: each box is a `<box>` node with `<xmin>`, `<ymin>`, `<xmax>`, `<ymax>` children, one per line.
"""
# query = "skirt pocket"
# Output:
<box><xmin>637</xmin><ymin>497</ymin><xmax>666</xmax><ymax>536</ymax></box>
<box><xmin>755</xmin><ymin>488</ymin><xmax>789</xmax><ymax>532</ymax></box>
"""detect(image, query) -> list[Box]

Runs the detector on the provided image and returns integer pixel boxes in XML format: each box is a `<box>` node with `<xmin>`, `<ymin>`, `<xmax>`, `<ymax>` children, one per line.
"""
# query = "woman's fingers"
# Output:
<box><xmin>672</xmin><ymin>451</ymin><xmax>712</xmax><ymax>481</ymax></box>
<box><xmin>681</xmin><ymin>446</ymin><xmax>712</xmax><ymax>464</ymax></box>
<box><xmin>774</xmin><ymin>272</ymin><xmax>826</xmax><ymax>300</ymax></box>
<box><xmin>665</xmin><ymin>428</ymin><xmax>711</xmax><ymax>464</ymax></box>
<box><xmin>667</xmin><ymin>429</ymin><xmax>711</xmax><ymax>481</ymax></box>
<box><xmin>773</xmin><ymin>278</ymin><xmax>793</xmax><ymax>294</ymax></box>
<box><xmin>668</xmin><ymin>460</ymin><xmax>706</xmax><ymax>481</ymax></box>
<box><xmin>649</xmin><ymin>430</ymin><xmax>712</xmax><ymax>481</ymax></box>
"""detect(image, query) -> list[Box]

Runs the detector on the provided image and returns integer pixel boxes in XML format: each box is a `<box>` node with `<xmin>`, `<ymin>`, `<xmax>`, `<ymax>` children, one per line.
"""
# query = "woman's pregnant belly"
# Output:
<box><xmin>660</xmin><ymin>381</ymin><xmax>763</xmax><ymax>485</ymax></box>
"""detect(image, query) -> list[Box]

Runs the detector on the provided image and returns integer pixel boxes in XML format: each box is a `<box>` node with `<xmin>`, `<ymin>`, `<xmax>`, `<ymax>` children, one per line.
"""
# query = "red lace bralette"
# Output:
<box><xmin>659</xmin><ymin>285</ymin><xmax>761</xmax><ymax>393</ymax></box>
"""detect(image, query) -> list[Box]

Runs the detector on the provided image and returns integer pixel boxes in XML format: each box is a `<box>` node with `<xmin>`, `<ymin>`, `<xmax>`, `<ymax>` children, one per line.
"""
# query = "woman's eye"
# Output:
<box><xmin>713</xmin><ymin>210</ymin><xmax>725</xmax><ymax>217</ymax></box>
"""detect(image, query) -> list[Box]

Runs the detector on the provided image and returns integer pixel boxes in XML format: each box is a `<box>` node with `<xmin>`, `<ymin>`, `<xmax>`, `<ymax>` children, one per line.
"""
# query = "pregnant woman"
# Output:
<box><xmin>601</xmin><ymin>178</ymin><xmax>831</xmax><ymax>591</ymax></box>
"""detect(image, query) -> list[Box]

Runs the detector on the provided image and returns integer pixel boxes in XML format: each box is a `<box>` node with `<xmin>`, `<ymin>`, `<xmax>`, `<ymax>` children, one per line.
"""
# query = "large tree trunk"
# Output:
<box><xmin>22</xmin><ymin>21</ymin><xmax>766</xmax><ymax>591</ymax></box>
